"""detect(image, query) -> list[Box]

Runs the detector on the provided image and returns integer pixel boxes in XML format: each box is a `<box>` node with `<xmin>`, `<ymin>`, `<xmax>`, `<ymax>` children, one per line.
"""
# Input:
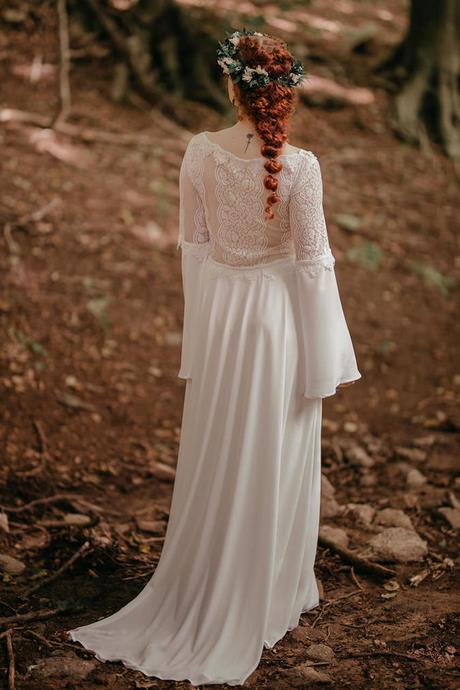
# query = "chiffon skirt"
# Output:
<box><xmin>68</xmin><ymin>254</ymin><xmax>323</xmax><ymax>686</ymax></box>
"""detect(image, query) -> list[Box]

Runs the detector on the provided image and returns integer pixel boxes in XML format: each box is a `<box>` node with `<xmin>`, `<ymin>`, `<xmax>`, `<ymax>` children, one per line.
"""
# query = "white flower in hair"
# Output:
<box><xmin>223</xmin><ymin>57</ymin><xmax>234</xmax><ymax>65</ymax></box>
<box><xmin>217</xmin><ymin>59</ymin><xmax>231</xmax><ymax>74</ymax></box>
<box><xmin>229</xmin><ymin>35</ymin><xmax>240</xmax><ymax>46</ymax></box>
<box><xmin>254</xmin><ymin>65</ymin><xmax>268</xmax><ymax>76</ymax></box>
<box><xmin>242</xmin><ymin>66</ymin><xmax>255</xmax><ymax>82</ymax></box>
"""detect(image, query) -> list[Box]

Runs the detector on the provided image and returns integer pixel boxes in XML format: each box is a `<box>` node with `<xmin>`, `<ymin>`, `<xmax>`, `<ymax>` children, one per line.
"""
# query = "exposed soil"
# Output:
<box><xmin>0</xmin><ymin>1</ymin><xmax>459</xmax><ymax>689</ymax></box>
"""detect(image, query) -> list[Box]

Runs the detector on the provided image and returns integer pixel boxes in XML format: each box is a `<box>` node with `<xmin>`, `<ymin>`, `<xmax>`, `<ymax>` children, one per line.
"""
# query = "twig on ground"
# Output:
<box><xmin>20</xmin><ymin>198</ymin><xmax>62</xmax><ymax>224</ymax></box>
<box><xmin>1</xmin><ymin>494</ymin><xmax>78</xmax><ymax>513</ymax></box>
<box><xmin>23</xmin><ymin>629</ymin><xmax>77</xmax><ymax>651</ymax></box>
<box><xmin>32</xmin><ymin>419</ymin><xmax>51</xmax><ymax>461</ymax></box>
<box><xmin>311</xmin><ymin>590</ymin><xmax>363</xmax><ymax>628</ymax></box>
<box><xmin>22</xmin><ymin>541</ymin><xmax>91</xmax><ymax>598</ymax></box>
<box><xmin>338</xmin><ymin>650</ymin><xmax>438</xmax><ymax>665</ymax></box>
<box><xmin>1</xmin><ymin>493</ymin><xmax>118</xmax><ymax>516</ymax></box>
<box><xmin>22</xmin><ymin>629</ymin><xmax>53</xmax><ymax>648</ymax></box>
<box><xmin>350</xmin><ymin>566</ymin><xmax>365</xmax><ymax>590</ymax></box>
<box><xmin>23</xmin><ymin>517</ymin><xmax>98</xmax><ymax>530</ymax></box>
<box><xmin>0</xmin><ymin>608</ymin><xmax>63</xmax><ymax>628</ymax></box>
<box><xmin>3</xmin><ymin>224</ymin><xmax>20</xmax><ymax>256</ymax></box>
<box><xmin>5</xmin><ymin>630</ymin><xmax>15</xmax><ymax>690</ymax></box>
<box><xmin>324</xmin><ymin>590</ymin><xmax>363</xmax><ymax>608</ymax></box>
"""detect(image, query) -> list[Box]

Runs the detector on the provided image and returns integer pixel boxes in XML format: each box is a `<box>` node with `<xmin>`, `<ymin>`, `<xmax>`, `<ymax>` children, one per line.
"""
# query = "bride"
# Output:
<box><xmin>68</xmin><ymin>28</ymin><xmax>361</xmax><ymax>686</ymax></box>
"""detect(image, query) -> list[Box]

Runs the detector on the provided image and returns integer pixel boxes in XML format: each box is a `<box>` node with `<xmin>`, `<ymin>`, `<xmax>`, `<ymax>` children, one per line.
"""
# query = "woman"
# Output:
<box><xmin>68</xmin><ymin>29</ymin><xmax>361</xmax><ymax>686</ymax></box>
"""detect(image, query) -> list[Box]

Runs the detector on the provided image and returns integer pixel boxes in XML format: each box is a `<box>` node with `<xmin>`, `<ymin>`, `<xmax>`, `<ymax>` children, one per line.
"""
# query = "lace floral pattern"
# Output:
<box><xmin>277</xmin><ymin>163</ymin><xmax>294</xmax><ymax>249</ymax></box>
<box><xmin>295</xmin><ymin>251</ymin><xmax>336</xmax><ymax>278</ymax></box>
<box><xmin>178</xmin><ymin>133</ymin><xmax>336</xmax><ymax>279</ymax></box>
<box><xmin>178</xmin><ymin>136</ymin><xmax>210</xmax><ymax>247</ymax></box>
<box><xmin>213</xmin><ymin>146</ymin><xmax>268</xmax><ymax>265</ymax></box>
<box><xmin>192</xmin><ymin>132</ymin><xmax>301</xmax><ymax>266</ymax></box>
<box><xmin>289</xmin><ymin>151</ymin><xmax>333</xmax><ymax>263</ymax></box>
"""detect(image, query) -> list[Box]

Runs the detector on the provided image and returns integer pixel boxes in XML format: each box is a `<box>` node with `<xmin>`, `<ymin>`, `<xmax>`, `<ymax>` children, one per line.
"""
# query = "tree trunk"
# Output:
<box><xmin>376</xmin><ymin>0</ymin><xmax>460</xmax><ymax>159</ymax></box>
<box><xmin>71</xmin><ymin>0</ymin><xmax>228</xmax><ymax>121</ymax></box>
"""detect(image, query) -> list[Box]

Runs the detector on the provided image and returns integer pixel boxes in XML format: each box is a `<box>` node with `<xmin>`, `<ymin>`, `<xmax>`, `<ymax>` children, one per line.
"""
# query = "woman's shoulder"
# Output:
<box><xmin>195</xmin><ymin>128</ymin><xmax>314</xmax><ymax>158</ymax></box>
<box><xmin>183</xmin><ymin>131</ymin><xmax>207</xmax><ymax>159</ymax></box>
<box><xmin>292</xmin><ymin>149</ymin><xmax>323</xmax><ymax>188</ymax></box>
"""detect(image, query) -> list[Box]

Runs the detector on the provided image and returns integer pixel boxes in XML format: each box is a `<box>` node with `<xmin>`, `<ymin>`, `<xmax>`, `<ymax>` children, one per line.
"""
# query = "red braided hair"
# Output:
<box><xmin>227</xmin><ymin>34</ymin><xmax>298</xmax><ymax>221</ymax></box>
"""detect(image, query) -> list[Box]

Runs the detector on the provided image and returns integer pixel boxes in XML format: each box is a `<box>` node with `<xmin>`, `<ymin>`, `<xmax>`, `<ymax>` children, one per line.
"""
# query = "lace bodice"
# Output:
<box><xmin>177</xmin><ymin>131</ymin><xmax>361</xmax><ymax>397</ymax></box>
<box><xmin>177</xmin><ymin>131</ymin><xmax>335</xmax><ymax>276</ymax></box>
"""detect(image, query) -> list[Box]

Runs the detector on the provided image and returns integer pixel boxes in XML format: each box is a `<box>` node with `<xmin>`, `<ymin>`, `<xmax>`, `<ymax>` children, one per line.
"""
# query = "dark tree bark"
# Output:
<box><xmin>71</xmin><ymin>0</ymin><xmax>228</xmax><ymax>122</ymax></box>
<box><xmin>376</xmin><ymin>0</ymin><xmax>459</xmax><ymax>159</ymax></box>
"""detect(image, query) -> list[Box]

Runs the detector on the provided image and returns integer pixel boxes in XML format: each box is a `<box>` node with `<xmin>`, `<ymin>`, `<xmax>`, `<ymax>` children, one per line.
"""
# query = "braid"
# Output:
<box><xmin>230</xmin><ymin>35</ymin><xmax>298</xmax><ymax>221</ymax></box>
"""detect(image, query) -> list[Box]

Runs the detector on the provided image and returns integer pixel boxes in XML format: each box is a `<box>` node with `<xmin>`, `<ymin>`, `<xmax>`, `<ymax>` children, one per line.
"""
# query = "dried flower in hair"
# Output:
<box><xmin>216</xmin><ymin>29</ymin><xmax>306</xmax><ymax>90</ymax></box>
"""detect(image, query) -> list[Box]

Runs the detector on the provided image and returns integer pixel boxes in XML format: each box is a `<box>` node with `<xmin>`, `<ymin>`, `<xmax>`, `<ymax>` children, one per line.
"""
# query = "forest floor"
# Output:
<box><xmin>1</xmin><ymin>1</ymin><xmax>459</xmax><ymax>689</ymax></box>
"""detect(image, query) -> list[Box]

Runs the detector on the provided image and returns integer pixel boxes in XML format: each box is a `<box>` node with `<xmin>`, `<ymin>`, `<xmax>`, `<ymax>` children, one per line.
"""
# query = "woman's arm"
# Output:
<box><xmin>177</xmin><ymin>139</ymin><xmax>211</xmax><ymax>380</ymax></box>
<box><xmin>289</xmin><ymin>151</ymin><xmax>362</xmax><ymax>399</ymax></box>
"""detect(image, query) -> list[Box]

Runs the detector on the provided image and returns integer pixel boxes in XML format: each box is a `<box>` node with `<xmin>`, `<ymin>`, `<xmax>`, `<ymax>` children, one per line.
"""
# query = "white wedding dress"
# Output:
<box><xmin>68</xmin><ymin>131</ymin><xmax>361</xmax><ymax>686</ymax></box>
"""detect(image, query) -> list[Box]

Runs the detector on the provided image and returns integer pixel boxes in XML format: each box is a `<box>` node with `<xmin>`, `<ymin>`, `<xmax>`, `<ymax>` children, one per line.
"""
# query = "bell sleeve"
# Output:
<box><xmin>289</xmin><ymin>152</ymin><xmax>362</xmax><ymax>399</ymax></box>
<box><xmin>176</xmin><ymin>141</ymin><xmax>211</xmax><ymax>380</ymax></box>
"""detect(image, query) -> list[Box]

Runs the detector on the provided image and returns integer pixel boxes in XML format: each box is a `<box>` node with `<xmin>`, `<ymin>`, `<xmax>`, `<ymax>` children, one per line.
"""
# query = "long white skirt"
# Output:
<box><xmin>68</xmin><ymin>254</ymin><xmax>322</xmax><ymax>686</ymax></box>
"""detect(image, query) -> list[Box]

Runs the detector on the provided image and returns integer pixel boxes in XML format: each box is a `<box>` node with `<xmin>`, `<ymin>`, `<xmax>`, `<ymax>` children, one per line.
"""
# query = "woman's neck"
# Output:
<box><xmin>232</xmin><ymin>119</ymin><xmax>257</xmax><ymax>135</ymax></box>
<box><xmin>229</xmin><ymin>120</ymin><xmax>264</xmax><ymax>152</ymax></box>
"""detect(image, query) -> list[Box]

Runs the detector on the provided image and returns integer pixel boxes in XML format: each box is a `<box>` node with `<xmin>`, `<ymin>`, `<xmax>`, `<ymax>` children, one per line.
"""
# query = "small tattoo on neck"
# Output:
<box><xmin>244</xmin><ymin>133</ymin><xmax>254</xmax><ymax>152</ymax></box>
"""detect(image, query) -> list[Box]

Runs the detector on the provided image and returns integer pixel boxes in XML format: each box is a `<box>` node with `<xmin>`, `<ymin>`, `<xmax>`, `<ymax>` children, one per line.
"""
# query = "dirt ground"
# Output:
<box><xmin>0</xmin><ymin>1</ymin><xmax>459</xmax><ymax>688</ymax></box>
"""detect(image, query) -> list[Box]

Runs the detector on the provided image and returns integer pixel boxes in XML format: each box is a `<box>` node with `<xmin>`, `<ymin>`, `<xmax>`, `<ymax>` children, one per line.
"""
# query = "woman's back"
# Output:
<box><xmin>179</xmin><ymin>130</ymin><xmax>328</xmax><ymax>268</ymax></box>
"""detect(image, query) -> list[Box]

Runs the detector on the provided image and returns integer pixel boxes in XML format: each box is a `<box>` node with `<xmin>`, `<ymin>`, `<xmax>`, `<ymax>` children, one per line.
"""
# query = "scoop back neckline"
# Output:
<box><xmin>202</xmin><ymin>131</ymin><xmax>305</xmax><ymax>162</ymax></box>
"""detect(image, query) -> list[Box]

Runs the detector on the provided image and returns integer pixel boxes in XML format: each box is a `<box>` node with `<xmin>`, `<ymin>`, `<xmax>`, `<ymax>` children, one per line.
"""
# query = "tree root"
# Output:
<box><xmin>0</xmin><ymin>608</ymin><xmax>63</xmax><ymax>629</ymax></box>
<box><xmin>0</xmin><ymin>492</ymin><xmax>118</xmax><ymax>516</ymax></box>
<box><xmin>319</xmin><ymin>535</ymin><xmax>396</xmax><ymax>580</ymax></box>
<box><xmin>375</xmin><ymin>0</ymin><xmax>460</xmax><ymax>160</ymax></box>
<box><xmin>337</xmin><ymin>649</ymin><xmax>440</xmax><ymax>665</ymax></box>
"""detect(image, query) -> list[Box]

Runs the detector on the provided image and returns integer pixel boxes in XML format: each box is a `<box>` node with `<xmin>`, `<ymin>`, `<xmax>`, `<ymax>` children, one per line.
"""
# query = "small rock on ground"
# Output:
<box><xmin>320</xmin><ymin>496</ymin><xmax>343</xmax><ymax>519</ymax></box>
<box><xmin>290</xmin><ymin>663</ymin><xmax>332</xmax><ymax>686</ymax></box>
<box><xmin>394</xmin><ymin>446</ymin><xmax>427</xmax><ymax>463</ymax></box>
<box><xmin>406</xmin><ymin>468</ymin><xmax>427</xmax><ymax>488</ymax></box>
<box><xmin>319</xmin><ymin>525</ymin><xmax>349</xmax><ymax>549</ymax></box>
<box><xmin>305</xmin><ymin>643</ymin><xmax>336</xmax><ymax>663</ymax></box>
<box><xmin>321</xmin><ymin>474</ymin><xmax>336</xmax><ymax>499</ymax></box>
<box><xmin>346</xmin><ymin>445</ymin><xmax>375</xmax><ymax>468</ymax></box>
<box><xmin>135</xmin><ymin>518</ymin><xmax>166</xmax><ymax>533</ymax></box>
<box><xmin>374</xmin><ymin>508</ymin><xmax>414</xmax><ymax>530</ymax></box>
<box><xmin>367</xmin><ymin>527</ymin><xmax>428</xmax><ymax>562</ymax></box>
<box><xmin>290</xmin><ymin>625</ymin><xmax>326</xmax><ymax>644</ymax></box>
<box><xmin>0</xmin><ymin>554</ymin><xmax>25</xmax><ymax>575</ymax></box>
<box><xmin>346</xmin><ymin>503</ymin><xmax>375</xmax><ymax>527</ymax></box>
<box><xmin>31</xmin><ymin>654</ymin><xmax>97</xmax><ymax>680</ymax></box>
<box><xmin>437</xmin><ymin>507</ymin><xmax>460</xmax><ymax>529</ymax></box>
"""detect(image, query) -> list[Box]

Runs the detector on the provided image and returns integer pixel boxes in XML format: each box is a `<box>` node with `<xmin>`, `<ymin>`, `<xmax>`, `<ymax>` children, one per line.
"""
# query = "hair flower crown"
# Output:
<box><xmin>216</xmin><ymin>29</ymin><xmax>306</xmax><ymax>90</ymax></box>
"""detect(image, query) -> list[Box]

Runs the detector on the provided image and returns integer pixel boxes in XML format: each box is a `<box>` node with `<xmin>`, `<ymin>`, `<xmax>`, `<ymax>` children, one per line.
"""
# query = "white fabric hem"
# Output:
<box><xmin>295</xmin><ymin>251</ymin><xmax>335</xmax><ymax>278</ymax></box>
<box><xmin>67</xmin><ymin>593</ymin><xmax>320</xmax><ymax>687</ymax></box>
<box><xmin>263</xmin><ymin>597</ymin><xmax>320</xmax><ymax>649</ymax></box>
<box><xmin>178</xmin><ymin>238</ymin><xmax>211</xmax><ymax>261</ymax></box>
<box><xmin>303</xmin><ymin>371</ymin><xmax>362</xmax><ymax>399</ymax></box>
<box><xmin>67</xmin><ymin>629</ymin><xmax>249</xmax><ymax>687</ymax></box>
